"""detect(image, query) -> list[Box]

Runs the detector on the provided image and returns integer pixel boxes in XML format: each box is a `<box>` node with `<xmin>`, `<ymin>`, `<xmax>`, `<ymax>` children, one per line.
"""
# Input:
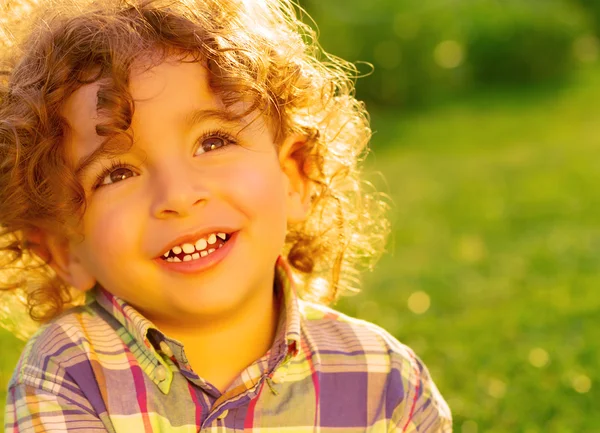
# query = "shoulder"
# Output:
<box><xmin>299</xmin><ymin>299</ymin><xmax>417</xmax><ymax>363</ymax></box>
<box><xmin>298</xmin><ymin>299</ymin><xmax>426</xmax><ymax>391</ymax></box>
<box><xmin>299</xmin><ymin>301</ymin><xmax>452</xmax><ymax>430</ymax></box>
<box><xmin>4</xmin><ymin>305</ymin><xmax>121</xmax><ymax>431</ymax></box>
<box><xmin>8</xmin><ymin>303</ymin><xmax>119</xmax><ymax>390</ymax></box>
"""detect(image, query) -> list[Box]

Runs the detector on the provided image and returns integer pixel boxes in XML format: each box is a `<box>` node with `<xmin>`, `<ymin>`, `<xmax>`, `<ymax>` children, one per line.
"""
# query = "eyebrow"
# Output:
<box><xmin>74</xmin><ymin>108</ymin><xmax>240</xmax><ymax>179</ymax></box>
<box><xmin>183</xmin><ymin>108</ymin><xmax>240</xmax><ymax>129</ymax></box>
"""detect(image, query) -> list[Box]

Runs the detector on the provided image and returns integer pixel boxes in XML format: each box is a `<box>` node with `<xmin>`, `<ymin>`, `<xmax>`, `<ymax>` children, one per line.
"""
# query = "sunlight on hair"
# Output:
<box><xmin>0</xmin><ymin>266</ymin><xmax>38</xmax><ymax>341</ymax></box>
<box><xmin>0</xmin><ymin>26</ymin><xmax>11</xmax><ymax>48</ymax></box>
<box><xmin>6</xmin><ymin>0</ymin><xmax>33</xmax><ymax>17</ymax></box>
<box><xmin>311</xmin><ymin>276</ymin><xmax>330</xmax><ymax>300</ymax></box>
<box><xmin>0</xmin><ymin>292</ymin><xmax>38</xmax><ymax>340</ymax></box>
<box><xmin>1</xmin><ymin>0</ymin><xmax>41</xmax><ymax>49</ymax></box>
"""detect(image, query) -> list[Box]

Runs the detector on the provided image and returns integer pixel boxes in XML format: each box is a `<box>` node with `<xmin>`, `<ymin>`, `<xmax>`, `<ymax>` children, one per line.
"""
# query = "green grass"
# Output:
<box><xmin>337</xmin><ymin>68</ymin><xmax>600</xmax><ymax>432</ymax></box>
<box><xmin>2</xmin><ymin>67</ymin><xmax>600</xmax><ymax>430</ymax></box>
<box><xmin>0</xmin><ymin>327</ymin><xmax>23</xmax><ymax>424</ymax></box>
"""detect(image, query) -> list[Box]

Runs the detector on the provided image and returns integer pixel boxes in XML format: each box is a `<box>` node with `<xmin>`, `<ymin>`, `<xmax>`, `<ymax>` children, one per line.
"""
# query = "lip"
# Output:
<box><xmin>157</xmin><ymin>226</ymin><xmax>238</xmax><ymax>258</ymax></box>
<box><xmin>153</xmin><ymin>230</ymin><xmax>239</xmax><ymax>274</ymax></box>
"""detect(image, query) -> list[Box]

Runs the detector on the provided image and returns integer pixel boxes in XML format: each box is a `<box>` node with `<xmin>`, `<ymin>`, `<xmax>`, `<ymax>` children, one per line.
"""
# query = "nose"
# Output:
<box><xmin>150</xmin><ymin>161</ymin><xmax>209</xmax><ymax>219</ymax></box>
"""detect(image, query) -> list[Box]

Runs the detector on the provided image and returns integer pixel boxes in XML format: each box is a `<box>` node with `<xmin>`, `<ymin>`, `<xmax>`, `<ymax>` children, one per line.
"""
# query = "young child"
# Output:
<box><xmin>0</xmin><ymin>0</ymin><xmax>452</xmax><ymax>431</ymax></box>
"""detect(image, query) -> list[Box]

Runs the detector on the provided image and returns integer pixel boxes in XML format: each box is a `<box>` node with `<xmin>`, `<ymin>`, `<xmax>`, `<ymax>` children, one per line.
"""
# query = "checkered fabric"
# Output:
<box><xmin>5</xmin><ymin>258</ymin><xmax>452</xmax><ymax>432</ymax></box>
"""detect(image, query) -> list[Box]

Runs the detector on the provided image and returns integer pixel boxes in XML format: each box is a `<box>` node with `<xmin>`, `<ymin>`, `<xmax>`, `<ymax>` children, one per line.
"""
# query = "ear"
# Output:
<box><xmin>24</xmin><ymin>228</ymin><xmax>97</xmax><ymax>292</ymax></box>
<box><xmin>278</xmin><ymin>134</ymin><xmax>312</xmax><ymax>224</ymax></box>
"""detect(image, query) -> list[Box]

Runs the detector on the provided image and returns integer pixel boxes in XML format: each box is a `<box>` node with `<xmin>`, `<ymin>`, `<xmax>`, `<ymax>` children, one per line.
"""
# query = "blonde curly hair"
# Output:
<box><xmin>0</xmin><ymin>0</ymin><xmax>390</xmax><ymax>323</ymax></box>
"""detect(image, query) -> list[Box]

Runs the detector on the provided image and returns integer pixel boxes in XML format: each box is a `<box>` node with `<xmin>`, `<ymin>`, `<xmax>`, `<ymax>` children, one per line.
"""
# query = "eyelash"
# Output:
<box><xmin>91</xmin><ymin>129</ymin><xmax>238</xmax><ymax>190</ymax></box>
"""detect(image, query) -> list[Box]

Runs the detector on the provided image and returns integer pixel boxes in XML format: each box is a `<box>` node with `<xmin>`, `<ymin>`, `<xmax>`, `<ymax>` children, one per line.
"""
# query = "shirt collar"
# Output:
<box><xmin>90</xmin><ymin>256</ymin><xmax>302</xmax><ymax>390</ymax></box>
<box><xmin>270</xmin><ymin>256</ymin><xmax>301</xmax><ymax>361</ymax></box>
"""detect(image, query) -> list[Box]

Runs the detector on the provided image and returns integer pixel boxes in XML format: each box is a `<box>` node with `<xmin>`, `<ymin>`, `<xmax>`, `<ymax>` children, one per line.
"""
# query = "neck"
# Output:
<box><xmin>155</xmin><ymin>285</ymin><xmax>280</xmax><ymax>392</ymax></box>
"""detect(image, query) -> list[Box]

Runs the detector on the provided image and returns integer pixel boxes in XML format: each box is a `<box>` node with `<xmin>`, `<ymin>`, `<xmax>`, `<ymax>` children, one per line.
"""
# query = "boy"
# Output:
<box><xmin>0</xmin><ymin>0</ymin><xmax>452</xmax><ymax>431</ymax></box>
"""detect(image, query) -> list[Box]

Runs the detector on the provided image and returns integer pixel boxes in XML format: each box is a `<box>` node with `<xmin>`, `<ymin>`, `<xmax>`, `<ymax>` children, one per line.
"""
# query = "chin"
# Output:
<box><xmin>170</xmin><ymin>290</ymin><xmax>247</xmax><ymax>320</ymax></box>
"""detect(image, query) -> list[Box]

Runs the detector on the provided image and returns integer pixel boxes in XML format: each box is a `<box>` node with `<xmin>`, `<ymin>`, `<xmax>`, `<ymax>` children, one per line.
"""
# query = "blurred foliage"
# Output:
<box><xmin>573</xmin><ymin>0</ymin><xmax>600</xmax><ymax>35</ymax></box>
<box><xmin>463</xmin><ymin>1</ymin><xmax>587</xmax><ymax>85</ymax></box>
<box><xmin>299</xmin><ymin>0</ymin><xmax>594</xmax><ymax>108</ymax></box>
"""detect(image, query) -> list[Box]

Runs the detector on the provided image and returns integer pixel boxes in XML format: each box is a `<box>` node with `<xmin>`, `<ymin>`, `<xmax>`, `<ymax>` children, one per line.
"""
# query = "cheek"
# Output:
<box><xmin>229</xmin><ymin>163</ymin><xmax>287</xmax><ymax>212</ymax></box>
<box><xmin>81</xmin><ymin>199</ymin><xmax>141</xmax><ymax>261</ymax></box>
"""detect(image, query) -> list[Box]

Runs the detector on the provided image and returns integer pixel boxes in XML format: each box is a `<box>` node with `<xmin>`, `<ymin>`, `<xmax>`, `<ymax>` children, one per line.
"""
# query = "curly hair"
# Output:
<box><xmin>0</xmin><ymin>0</ymin><xmax>390</xmax><ymax>323</ymax></box>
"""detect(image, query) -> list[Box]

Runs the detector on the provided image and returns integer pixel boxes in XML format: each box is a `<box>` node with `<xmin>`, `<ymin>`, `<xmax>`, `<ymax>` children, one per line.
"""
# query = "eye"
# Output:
<box><xmin>105</xmin><ymin>167</ymin><xmax>135</xmax><ymax>184</ymax></box>
<box><xmin>195</xmin><ymin>130</ymin><xmax>237</xmax><ymax>155</ymax></box>
<box><xmin>93</xmin><ymin>160</ymin><xmax>137</xmax><ymax>189</ymax></box>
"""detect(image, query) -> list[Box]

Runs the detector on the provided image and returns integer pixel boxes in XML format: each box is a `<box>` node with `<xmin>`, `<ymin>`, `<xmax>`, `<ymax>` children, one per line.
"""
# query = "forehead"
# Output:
<box><xmin>60</xmin><ymin>59</ymin><xmax>223</xmax><ymax>165</ymax></box>
<box><xmin>61</xmin><ymin>81</ymin><xmax>103</xmax><ymax>163</ymax></box>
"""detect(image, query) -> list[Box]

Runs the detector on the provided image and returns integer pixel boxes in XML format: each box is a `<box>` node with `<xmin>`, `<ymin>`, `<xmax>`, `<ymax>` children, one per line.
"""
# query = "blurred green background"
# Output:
<box><xmin>2</xmin><ymin>0</ymin><xmax>600</xmax><ymax>431</ymax></box>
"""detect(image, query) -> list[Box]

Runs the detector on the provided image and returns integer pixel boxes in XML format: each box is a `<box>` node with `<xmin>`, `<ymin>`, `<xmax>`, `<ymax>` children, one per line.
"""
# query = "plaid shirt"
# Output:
<box><xmin>5</xmin><ymin>259</ymin><xmax>452</xmax><ymax>432</ymax></box>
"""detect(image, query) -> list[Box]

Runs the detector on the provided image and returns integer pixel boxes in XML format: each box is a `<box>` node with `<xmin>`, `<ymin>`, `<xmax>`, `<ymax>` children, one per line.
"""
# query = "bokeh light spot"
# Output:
<box><xmin>461</xmin><ymin>420</ymin><xmax>478</xmax><ymax>433</ymax></box>
<box><xmin>487</xmin><ymin>378</ymin><xmax>507</xmax><ymax>399</ymax></box>
<box><xmin>528</xmin><ymin>348</ymin><xmax>549</xmax><ymax>368</ymax></box>
<box><xmin>572</xmin><ymin>374</ymin><xmax>591</xmax><ymax>394</ymax></box>
<box><xmin>457</xmin><ymin>235</ymin><xmax>486</xmax><ymax>263</ymax></box>
<box><xmin>434</xmin><ymin>40</ymin><xmax>464</xmax><ymax>69</ymax></box>
<box><xmin>407</xmin><ymin>291</ymin><xmax>430</xmax><ymax>314</ymax></box>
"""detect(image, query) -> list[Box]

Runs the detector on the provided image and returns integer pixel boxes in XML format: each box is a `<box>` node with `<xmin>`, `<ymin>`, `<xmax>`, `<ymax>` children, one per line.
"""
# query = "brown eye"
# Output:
<box><xmin>195</xmin><ymin>131</ymin><xmax>236</xmax><ymax>156</ymax></box>
<box><xmin>201</xmin><ymin>136</ymin><xmax>226</xmax><ymax>152</ymax></box>
<box><xmin>92</xmin><ymin>160</ymin><xmax>138</xmax><ymax>190</ymax></box>
<box><xmin>110</xmin><ymin>167</ymin><xmax>134</xmax><ymax>182</ymax></box>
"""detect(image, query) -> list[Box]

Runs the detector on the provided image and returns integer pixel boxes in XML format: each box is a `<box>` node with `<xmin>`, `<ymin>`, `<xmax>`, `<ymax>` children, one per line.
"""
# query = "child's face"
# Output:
<box><xmin>51</xmin><ymin>57</ymin><xmax>308</xmax><ymax>325</ymax></box>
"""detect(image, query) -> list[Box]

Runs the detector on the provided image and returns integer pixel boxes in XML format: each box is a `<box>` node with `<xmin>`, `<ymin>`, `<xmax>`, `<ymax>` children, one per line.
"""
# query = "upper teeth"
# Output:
<box><xmin>163</xmin><ymin>232</ymin><xmax>227</xmax><ymax>257</ymax></box>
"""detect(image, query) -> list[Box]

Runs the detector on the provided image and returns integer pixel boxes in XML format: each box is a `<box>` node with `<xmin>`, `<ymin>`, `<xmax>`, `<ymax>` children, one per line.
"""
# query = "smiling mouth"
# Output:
<box><xmin>161</xmin><ymin>232</ymin><xmax>232</xmax><ymax>262</ymax></box>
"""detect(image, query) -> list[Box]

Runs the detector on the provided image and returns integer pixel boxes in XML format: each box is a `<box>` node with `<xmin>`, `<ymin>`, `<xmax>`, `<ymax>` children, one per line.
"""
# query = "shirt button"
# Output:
<box><xmin>159</xmin><ymin>341</ymin><xmax>174</xmax><ymax>357</ymax></box>
<box><xmin>217</xmin><ymin>409</ymin><xmax>228</xmax><ymax>420</ymax></box>
<box><xmin>155</xmin><ymin>366</ymin><xmax>167</xmax><ymax>382</ymax></box>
